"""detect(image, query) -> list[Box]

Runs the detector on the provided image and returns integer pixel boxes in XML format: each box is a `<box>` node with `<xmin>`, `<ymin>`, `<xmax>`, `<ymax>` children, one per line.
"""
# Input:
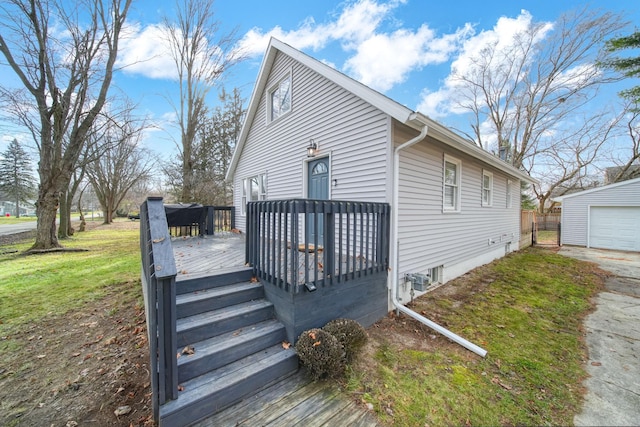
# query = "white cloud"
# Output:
<box><xmin>235</xmin><ymin>0</ymin><xmax>471</xmax><ymax>93</ymax></box>
<box><xmin>417</xmin><ymin>10</ymin><xmax>553</xmax><ymax>118</ymax></box>
<box><xmin>344</xmin><ymin>23</ymin><xmax>473</xmax><ymax>92</ymax></box>
<box><xmin>116</xmin><ymin>23</ymin><xmax>176</xmax><ymax>79</ymax></box>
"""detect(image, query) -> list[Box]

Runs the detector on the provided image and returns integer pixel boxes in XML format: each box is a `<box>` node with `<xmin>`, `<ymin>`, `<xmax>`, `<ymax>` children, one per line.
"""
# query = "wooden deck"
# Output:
<box><xmin>172</xmin><ymin>233</ymin><xmax>247</xmax><ymax>280</ymax></box>
<box><xmin>193</xmin><ymin>369</ymin><xmax>382</xmax><ymax>427</ymax></box>
<box><xmin>171</xmin><ymin>235</ymin><xmax>383</xmax><ymax>427</ymax></box>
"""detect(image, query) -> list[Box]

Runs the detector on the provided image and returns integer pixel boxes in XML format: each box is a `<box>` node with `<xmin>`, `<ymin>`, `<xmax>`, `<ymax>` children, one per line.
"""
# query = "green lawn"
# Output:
<box><xmin>0</xmin><ymin>224</ymin><xmax>604</xmax><ymax>426</ymax></box>
<box><xmin>0</xmin><ymin>220</ymin><xmax>140</xmax><ymax>331</ymax></box>
<box><xmin>346</xmin><ymin>248</ymin><xmax>604</xmax><ymax>426</ymax></box>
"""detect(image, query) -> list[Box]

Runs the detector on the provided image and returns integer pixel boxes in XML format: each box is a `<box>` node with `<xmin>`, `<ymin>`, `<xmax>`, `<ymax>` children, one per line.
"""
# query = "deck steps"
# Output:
<box><xmin>160</xmin><ymin>273</ymin><xmax>299</xmax><ymax>426</ymax></box>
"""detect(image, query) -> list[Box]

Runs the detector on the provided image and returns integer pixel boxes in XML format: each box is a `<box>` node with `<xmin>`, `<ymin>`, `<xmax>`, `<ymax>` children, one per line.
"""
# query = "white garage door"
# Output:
<box><xmin>589</xmin><ymin>206</ymin><xmax>640</xmax><ymax>251</ymax></box>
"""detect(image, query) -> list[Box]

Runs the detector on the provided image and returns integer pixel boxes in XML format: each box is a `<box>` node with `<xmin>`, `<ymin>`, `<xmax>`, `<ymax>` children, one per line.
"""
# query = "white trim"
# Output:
<box><xmin>240</xmin><ymin>172</ymin><xmax>268</xmax><ymax>216</ymax></box>
<box><xmin>482</xmin><ymin>170</ymin><xmax>493</xmax><ymax>207</ymax></box>
<box><xmin>443</xmin><ymin>154</ymin><xmax>461</xmax><ymax>212</ymax></box>
<box><xmin>226</xmin><ymin>37</ymin><xmax>536</xmax><ymax>186</ymax></box>
<box><xmin>553</xmin><ymin>176</ymin><xmax>640</xmax><ymax>201</ymax></box>
<box><xmin>267</xmin><ymin>68</ymin><xmax>293</xmax><ymax>124</ymax></box>
<box><xmin>303</xmin><ymin>153</ymin><xmax>331</xmax><ymax>199</ymax></box>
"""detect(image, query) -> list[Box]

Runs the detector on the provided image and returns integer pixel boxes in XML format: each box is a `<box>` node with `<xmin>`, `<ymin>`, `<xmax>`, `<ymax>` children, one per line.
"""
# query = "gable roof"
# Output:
<box><xmin>553</xmin><ymin>176</ymin><xmax>640</xmax><ymax>201</ymax></box>
<box><xmin>226</xmin><ymin>38</ymin><xmax>534</xmax><ymax>184</ymax></box>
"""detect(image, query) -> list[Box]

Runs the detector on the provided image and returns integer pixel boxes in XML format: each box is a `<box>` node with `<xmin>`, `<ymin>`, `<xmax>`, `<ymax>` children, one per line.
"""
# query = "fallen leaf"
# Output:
<box><xmin>37</xmin><ymin>354</ymin><xmax>46</xmax><ymax>359</ymax></box>
<box><xmin>591</xmin><ymin>361</ymin><xmax>602</xmax><ymax>366</ymax></box>
<box><xmin>282</xmin><ymin>341</ymin><xmax>291</xmax><ymax>349</ymax></box>
<box><xmin>181</xmin><ymin>345</ymin><xmax>195</xmax><ymax>355</ymax></box>
<box><xmin>250</xmin><ymin>277</ymin><xmax>258</xmax><ymax>283</ymax></box>
<box><xmin>114</xmin><ymin>405</ymin><xmax>131</xmax><ymax>416</ymax></box>
<box><xmin>308</xmin><ymin>331</ymin><xmax>316</xmax><ymax>340</ymax></box>
<box><xmin>178</xmin><ymin>385</ymin><xmax>185</xmax><ymax>391</ymax></box>
<box><xmin>313</xmin><ymin>341</ymin><xmax>321</xmax><ymax>347</ymax></box>
<box><xmin>152</xmin><ymin>237</ymin><xmax>165</xmax><ymax>243</ymax></box>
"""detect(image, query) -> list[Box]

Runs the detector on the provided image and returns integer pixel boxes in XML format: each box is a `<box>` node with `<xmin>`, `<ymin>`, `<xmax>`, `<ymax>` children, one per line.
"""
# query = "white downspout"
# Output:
<box><xmin>392</xmin><ymin>122</ymin><xmax>488</xmax><ymax>358</ymax></box>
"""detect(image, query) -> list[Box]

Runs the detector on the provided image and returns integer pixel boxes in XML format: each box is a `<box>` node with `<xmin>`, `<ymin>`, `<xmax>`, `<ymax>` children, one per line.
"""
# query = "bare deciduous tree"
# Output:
<box><xmin>162</xmin><ymin>0</ymin><xmax>243</xmax><ymax>202</ymax></box>
<box><xmin>85</xmin><ymin>113</ymin><xmax>155</xmax><ymax>224</ymax></box>
<box><xmin>450</xmin><ymin>7</ymin><xmax>628</xmax><ymax>211</ymax></box>
<box><xmin>0</xmin><ymin>0</ymin><xmax>132</xmax><ymax>250</ymax></box>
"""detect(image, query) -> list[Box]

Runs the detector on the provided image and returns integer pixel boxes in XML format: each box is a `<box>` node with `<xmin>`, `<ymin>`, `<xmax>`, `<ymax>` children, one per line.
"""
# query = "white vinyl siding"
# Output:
<box><xmin>506</xmin><ymin>179</ymin><xmax>512</xmax><ymax>208</ymax></box>
<box><xmin>396</xmin><ymin>126</ymin><xmax>521</xmax><ymax>285</ymax></box>
<box><xmin>233</xmin><ymin>51</ymin><xmax>389</xmax><ymax>232</ymax></box>
<box><xmin>560</xmin><ymin>178</ymin><xmax>640</xmax><ymax>248</ymax></box>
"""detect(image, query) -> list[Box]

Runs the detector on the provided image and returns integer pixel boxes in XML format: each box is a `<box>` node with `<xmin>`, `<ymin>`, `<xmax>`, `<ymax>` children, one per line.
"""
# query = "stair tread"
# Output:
<box><xmin>177</xmin><ymin>319</ymin><xmax>285</xmax><ymax>366</ymax></box>
<box><xmin>176</xmin><ymin>299</ymin><xmax>273</xmax><ymax>332</ymax></box>
<box><xmin>161</xmin><ymin>344</ymin><xmax>297</xmax><ymax>417</ymax></box>
<box><xmin>176</xmin><ymin>281</ymin><xmax>262</xmax><ymax>306</ymax></box>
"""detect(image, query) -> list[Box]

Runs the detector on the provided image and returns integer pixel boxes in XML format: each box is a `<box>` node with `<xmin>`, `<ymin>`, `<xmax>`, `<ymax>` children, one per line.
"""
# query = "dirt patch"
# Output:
<box><xmin>0</xmin><ymin>220</ymin><xmax>152</xmax><ymax>427</ymax></box>
<box><xmin>0</xmin><ymin>281</ymin><xmax>152</xmax><ymax>427</ymax></box>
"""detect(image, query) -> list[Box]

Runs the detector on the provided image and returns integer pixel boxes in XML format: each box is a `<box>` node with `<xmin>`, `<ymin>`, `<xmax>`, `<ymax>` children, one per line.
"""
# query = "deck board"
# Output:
<box><xmin>171</xmin><ymin>233</ymin><xmax>246</xmax><ymax>279</ymax></box>
<box><xmin>193</xmin><ymin>370</ymin><xmax>381</xmax><ymax>427</ymax></box>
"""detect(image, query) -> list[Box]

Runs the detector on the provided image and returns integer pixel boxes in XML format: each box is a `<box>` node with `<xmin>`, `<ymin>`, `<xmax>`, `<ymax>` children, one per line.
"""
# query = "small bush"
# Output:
<box><xmin>323</xmin><ymin>318</ymin><xmax>368</xmax><ymax>362</ymax></box>
<box><xmin>295</xmin><ymin>328</ymin><xmax>345</xmax><ymax>380</ymax></box>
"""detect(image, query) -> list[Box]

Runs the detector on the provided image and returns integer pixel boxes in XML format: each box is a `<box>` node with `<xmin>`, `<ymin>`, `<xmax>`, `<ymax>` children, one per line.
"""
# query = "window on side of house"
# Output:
<box><xmin>482</xmin><ymin>170</ymin><xmax>493</xmax><ymax>207</ymax></box>
<box><xmin>241</xmin><ymin>173</ymin><xmax>267</xmax><ymax>215</ymax></box>
<box><xmin>443</xmin><ymin>155</ymin><xmax>461</xmax><ymax>212</ymax></box>
<box><xmin>268</xmin><ymin>73</ymin><xmax>291</xmax><ymax>122</ymax></box>
<box><xmin>506</xmin><ymin>179</ymin><xmax>513</xmax><ymax>208</ymax></box>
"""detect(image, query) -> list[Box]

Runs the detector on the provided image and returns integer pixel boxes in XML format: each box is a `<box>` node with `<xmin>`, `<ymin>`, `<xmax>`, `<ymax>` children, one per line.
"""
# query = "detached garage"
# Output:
<box><xmin>555</xmin><ymin>177</ymin><xmax>640</xmax><ymax>252</ymax></box>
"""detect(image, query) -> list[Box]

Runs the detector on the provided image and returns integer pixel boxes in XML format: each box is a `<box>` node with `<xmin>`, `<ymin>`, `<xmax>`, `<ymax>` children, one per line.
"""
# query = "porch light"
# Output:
<box><xmin>307</xmin><ymin>139</ymin><xmax>318</xmax><ymax>157</ymax></box>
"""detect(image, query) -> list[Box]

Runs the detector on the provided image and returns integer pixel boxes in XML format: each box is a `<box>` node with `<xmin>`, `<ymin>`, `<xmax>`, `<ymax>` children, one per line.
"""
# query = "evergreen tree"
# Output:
<box><xmin>0</xmin><ymin>139</ymin><xmax>37</xmax><ymax>217</ymax></box>
<box><xmin>605</xmin><ymin>31</ymin><xmax>640</xmax><ymax>105</ymax></box>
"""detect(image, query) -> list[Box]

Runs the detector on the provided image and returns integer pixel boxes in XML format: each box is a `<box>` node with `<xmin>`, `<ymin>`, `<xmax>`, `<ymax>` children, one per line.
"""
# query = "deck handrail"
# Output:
<box><xmin>246</xmin><ymin>199</ymin><xmax>390</xmax><ymax>294</ymax></box>
<box><xmin>165</xmin><ymin>204</ymin><xmax>235</xmax><ymax>236</ymax></box>
<box><xmin>140</xmin><ymin>197</ymin><xmax>178</xmax><ymax>421</ymax></box>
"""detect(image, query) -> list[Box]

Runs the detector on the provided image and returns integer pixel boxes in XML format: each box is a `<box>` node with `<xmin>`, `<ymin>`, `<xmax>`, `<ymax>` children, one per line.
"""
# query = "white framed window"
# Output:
<box><xmin>482</xmin><ymin>170</ymin><xmax>493</xmax><ymax>207</ymax></box>
<box><xmin>506</xmin><ymin>179</ymin><xmax>513</xmax><ymax>208</ymax></box>
<box><xmin>241</xmin><ymin>173</ymin><xmax>267</xmax><ymax>215</ymax></box>
<box><xmin>443</xmin><ymin>155</ymin><xmax>461</xmax><ymax>212</ymax></box>
<box><xmin>268</xmin><ymin>73</ymin><xmax>291</xmax><ymax>122</ymax></box>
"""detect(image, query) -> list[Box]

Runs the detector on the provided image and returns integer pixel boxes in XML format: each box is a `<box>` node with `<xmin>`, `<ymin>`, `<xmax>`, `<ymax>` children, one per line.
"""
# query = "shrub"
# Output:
<box><xmin>323</xmin><ymin>318</ymin><xmax>368</xmax><ymax>362</ymax></box>
<box><xmin>295</xmin><ymin>328</ymin><xmax>345</xmax><ymax>380</ymax></box>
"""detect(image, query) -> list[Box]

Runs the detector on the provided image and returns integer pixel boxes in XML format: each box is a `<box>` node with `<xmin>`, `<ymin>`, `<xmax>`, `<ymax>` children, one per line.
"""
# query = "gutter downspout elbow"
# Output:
<box><xmin>392</xmin><ymin>124</ymin><xmax>488</xmax><ymax>358</ymax></box>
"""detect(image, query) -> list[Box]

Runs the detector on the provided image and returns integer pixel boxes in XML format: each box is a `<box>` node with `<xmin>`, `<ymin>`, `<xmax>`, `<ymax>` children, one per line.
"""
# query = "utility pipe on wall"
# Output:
<box><xmin>391</xmin><ymin>120</ymin><xmax>488</xmax><ymax>358</ymax></box>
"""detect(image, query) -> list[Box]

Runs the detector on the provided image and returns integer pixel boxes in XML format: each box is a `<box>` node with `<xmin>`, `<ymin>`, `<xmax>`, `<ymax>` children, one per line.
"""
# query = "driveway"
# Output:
<box><xmin>0</xmin><ymin>220</ymin><xmax>37</xmax><ymax>236</ymax></box>
<box><xmin>558</xmin><ymin>247</ymin><xmax>640</xmax><ymax>426</ymax></box>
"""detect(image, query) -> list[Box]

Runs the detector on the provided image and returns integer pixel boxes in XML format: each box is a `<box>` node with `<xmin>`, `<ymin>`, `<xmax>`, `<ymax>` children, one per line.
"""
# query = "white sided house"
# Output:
<box><xmin>555</xmin><ymin>177</ymin><xmax>640</xmax><ymax>252</ymax></box>
<box><xmin>227</xmin><ymin>38</ymin><xmax>535</xmax><ymax>307</ymax></box>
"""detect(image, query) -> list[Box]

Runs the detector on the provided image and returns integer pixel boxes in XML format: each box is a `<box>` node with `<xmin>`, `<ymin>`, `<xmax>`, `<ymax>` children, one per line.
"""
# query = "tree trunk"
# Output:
<box><xmin>58</xmin><ymin>191</ymin><xmax>70</xmax><ymax>239</ymax></box>
<box><xmin>32</xmin><ymin>186</ymin><xmax>62</xmax><ymax>250</ymax></box>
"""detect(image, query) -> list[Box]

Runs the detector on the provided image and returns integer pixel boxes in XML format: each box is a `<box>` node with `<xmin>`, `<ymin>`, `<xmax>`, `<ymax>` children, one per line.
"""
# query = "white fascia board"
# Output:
<box><xmin>553</xmin><ymin>176</ymin><xmax>640</xmax><ymax>201</ymax></box>
<box><xmin>410</xmin><ymin>113</ymin><xmax>537</xmax><ymax>185</ymax></box>
<box><xmin>225</xmin><ymin>39</ymin><xmax>278</xmax><ymax>182</ymax></box>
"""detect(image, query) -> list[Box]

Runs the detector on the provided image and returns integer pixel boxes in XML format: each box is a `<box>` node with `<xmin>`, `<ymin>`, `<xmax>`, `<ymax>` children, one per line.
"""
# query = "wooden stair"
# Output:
<box><xmin>159</xmin><ymin>268</ymin><xmax>299</xmax><ymax>426</ymax></box>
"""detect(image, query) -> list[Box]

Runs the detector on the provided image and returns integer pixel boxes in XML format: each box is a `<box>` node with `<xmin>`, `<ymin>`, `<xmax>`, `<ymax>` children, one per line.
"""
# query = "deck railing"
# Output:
<box><xmin>140</xmin><ymin>197</ymin><xmax>178</xmax><ymax>420</ymax></box>
<box><xmin>165</xmin><ymin>204</ymin><xmax>235</xmax><ymax>236</ymax></box>
<box><xmin>246</xmin><ymin>199</ymin><xmax>391</xmax><ymax>293</ymax></box>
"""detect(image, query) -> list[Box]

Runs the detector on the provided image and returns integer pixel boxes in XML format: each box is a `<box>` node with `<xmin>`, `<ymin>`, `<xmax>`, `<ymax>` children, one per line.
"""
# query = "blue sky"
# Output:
<box><xmin>1</xmin><ymin>0</ymin><xmax>639</xmax><ymax>158</ymax></box>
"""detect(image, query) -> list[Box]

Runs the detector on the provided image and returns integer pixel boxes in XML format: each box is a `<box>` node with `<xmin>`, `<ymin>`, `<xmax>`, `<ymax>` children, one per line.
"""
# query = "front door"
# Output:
<box><xmin>307</xmin><ymin>157</ymin><xmax>329</xmax><ymax>244</ymax></box>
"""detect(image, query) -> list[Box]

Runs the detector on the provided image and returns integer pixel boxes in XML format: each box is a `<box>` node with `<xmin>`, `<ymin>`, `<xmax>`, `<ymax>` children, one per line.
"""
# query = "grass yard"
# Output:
<box><xmin>346</xmin><ymin>247</ymin><xmax>606</xmax><ymax>426</ymax></box>
<box><xmin>0</xmin><ymin>222</ymin><xmax>606</xmax><ymax>426</ymax></box>
<box><xmin>0</xmin><ymin>220</ymin><xmax>140</xmax><ymax>329</ymax></box>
